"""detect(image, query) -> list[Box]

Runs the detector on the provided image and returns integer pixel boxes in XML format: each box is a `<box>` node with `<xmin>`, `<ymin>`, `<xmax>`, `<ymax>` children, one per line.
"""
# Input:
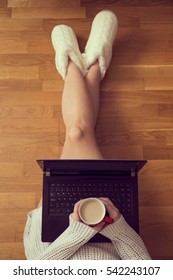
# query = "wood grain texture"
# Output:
<box><xmin>8</xmin><ymin>0</ymin><xmax>80</xmax><ymax>8</ymax></box>
<box><xmin>12</xmin><ymin>7</ymin><xmax>86</xmax><ymax>19</ymax></box>
<box><xmin>81</xmin><ymin>0</ymin><xmax>173</xmax><ymax>7</ymax></box>
<box><xmin>0</xmin><ymin>0</ymin><xmax>173</xmax><ymax>260</ymax></box>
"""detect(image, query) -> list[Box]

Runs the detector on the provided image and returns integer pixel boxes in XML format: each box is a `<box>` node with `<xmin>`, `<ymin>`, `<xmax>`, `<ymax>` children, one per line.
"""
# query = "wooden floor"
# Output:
<box><xmin>0</xmin><ymin>0</ymin><xmax>173</xmax><ymax>259</ymax></box>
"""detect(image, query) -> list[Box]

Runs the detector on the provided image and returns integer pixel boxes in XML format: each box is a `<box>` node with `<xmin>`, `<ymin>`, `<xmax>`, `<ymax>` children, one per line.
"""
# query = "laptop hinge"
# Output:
<box><xmin>45</xmin><ymin>171</ymin><xmax>50</xmax><ymax>177</ymax></box>
<box><xmin>131</xmin><ymin>169</ymin><xmax>136</xmax><ymax>177</ymax></box>
<box><xmin>44</xmin><ymin>171</ymin><xmax>132</xmax><ymax>176</ymax></box>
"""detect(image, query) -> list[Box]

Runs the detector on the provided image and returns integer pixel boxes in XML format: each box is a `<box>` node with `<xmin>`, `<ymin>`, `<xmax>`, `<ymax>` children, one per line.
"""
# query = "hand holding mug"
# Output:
<box><xmin>71</xmin><ymin>197</ymin><xmax>121</xmax><ymax>231</ymax></box>
<box><xmin>71</xmin><ymin>198</ymin><xmax>110</xmax><ymax>231</ymax></box>
<box><xmin>99</xmin><ymin>197</ymin><xmax>121</xmax><ymax>222</ymax></box>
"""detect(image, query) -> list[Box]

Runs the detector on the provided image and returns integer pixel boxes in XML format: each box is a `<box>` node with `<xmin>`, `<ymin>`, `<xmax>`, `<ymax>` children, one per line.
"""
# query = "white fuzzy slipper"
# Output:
<box><xmin>51</xmin><ymin>25</ymin><xmax>86</xmax><ymax>80</ymax></box>
<box><xmin>82</xmin><ymin>10</ymin><xmax>118</xmax><ymax>79</ymax></box>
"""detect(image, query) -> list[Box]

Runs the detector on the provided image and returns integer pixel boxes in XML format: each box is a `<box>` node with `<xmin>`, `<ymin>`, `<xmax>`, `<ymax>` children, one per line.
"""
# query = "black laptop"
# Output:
<box><xmin>37</xmin><ymin>159</ymin><xmax>147</xmax><ymax>243</ymax></box>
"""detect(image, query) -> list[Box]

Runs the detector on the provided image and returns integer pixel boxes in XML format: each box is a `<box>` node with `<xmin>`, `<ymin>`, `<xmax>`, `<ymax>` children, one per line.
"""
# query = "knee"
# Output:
<box><xmin>68</xmin><ymin>125</ymin><xmax>84</xmax><ymax>142</ymax></box>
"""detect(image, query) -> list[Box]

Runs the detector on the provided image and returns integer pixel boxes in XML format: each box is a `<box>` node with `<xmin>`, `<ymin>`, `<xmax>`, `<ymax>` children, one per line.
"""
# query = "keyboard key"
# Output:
<box><xmin>50</xmin><ymin>208</ymin><xmax>56</xmax><ymax>214</ymax></box>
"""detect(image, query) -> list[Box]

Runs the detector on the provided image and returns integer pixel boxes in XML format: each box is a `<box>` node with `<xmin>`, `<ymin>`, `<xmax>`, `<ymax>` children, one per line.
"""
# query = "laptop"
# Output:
<box><xmin>37</xmin><ymin>159</ymin><xmax>147</xmax><ymax>243</ymax></box>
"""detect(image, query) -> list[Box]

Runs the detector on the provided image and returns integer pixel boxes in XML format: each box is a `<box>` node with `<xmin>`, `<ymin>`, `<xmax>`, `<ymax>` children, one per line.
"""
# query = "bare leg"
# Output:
<box><xmin>85</xmin><ymin>62</ymin><xmax>101</xmax><ymax>126</ymax></box>
<box><xmin>60</xmin><ymin>60</ymin><xmax>103</xmax><ymax>159</ymax></box>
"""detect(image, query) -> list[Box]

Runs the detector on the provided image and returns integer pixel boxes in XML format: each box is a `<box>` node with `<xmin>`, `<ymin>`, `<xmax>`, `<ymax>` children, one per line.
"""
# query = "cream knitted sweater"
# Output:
<box><xmin>23</xmin><ymin>207</ymin><xmax>151</xmax><ymax>260</ymax></box>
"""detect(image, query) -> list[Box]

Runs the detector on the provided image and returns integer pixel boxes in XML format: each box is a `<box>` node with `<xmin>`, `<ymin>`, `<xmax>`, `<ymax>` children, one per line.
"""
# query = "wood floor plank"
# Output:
<box><xmin>28</xmin><ymin>40</ymin><xmax>53</xmax><ymax>55</ymax></box>
<box><xmin>100</xmin><ymin>144</ymin><xmax>143</xmax><ymax>160</ymax></box>
<box><xmin>0</xmin><ymin>119</ymin><xmax>59</xmax><ymax>134</ymax></box>
<box><xmin>139</xmin><ymin>206</ymin><xmax>173</xmax><ymax>259</ymax></box>
<box><xmin>129</xmin><ymin>117</ymin><xmax>173</xmax><ymax>131</ymax></box>
<box><xmin>96</xmin><ymin>131</ymin><xmax>166</xmax><ymax>146</ymax></box>
<box><xmin>0</xmin><ymin>39</ymin><xmax>28</xmax><ymax>54</ymax></box>
<box><xmin>166</xmin><ymin>131</ymin><xmax>173</xmax><ymax>145</ymax></box>
<box><xmin>8</xmin><ymin>0</ymin><xmax>80</xmax><ymax>8</ymax></box>
<box><xmin>0</xmin><ymin>177</ymin><xmax>42</xmax><ymax>192</ymax></box>
<box><xmin>139</xmin><ymin>160</ymin><xmax>173</xmax><ymax>184</ymax></box>
<box><xmin>81</xmin><ymin>0</ymin><xmax>173</xmax><ymax>7</ymax></box>
<box><xmin>102</xmin><ymin>76</ymin><xmax>145</xmax><ymax>91</ymax></box>
<box><xmin>0</xmin><ymin>53</ymin><xmax>52</xmax><ymax>67</ymax></box>
<box><xmin>101</xmin><ymin>90</ymin><xmax>173</xmax><ymax>105</ymax></box>
<box><xmin>138</xmin><ymin>160</ymin><xmax>173</xmax><ymax>258</ymax></box>
<box><xmin>0</xmin><ymin>132</ymin><xmax>59</xmax><ymax>150</ymax></box>
<box><xmin>113</xmin><ymin>51</ymin><xmax>173</xmax><ymax>65</ymax></box>
<box><xmin>157</xmin><ymin>104</ymin><xmax>173</xmax><ymax>117</ymax></box>
<box><xmin>0</xmin><ymin>144</ymin><xmax>59</xmax><ymax>161</ymax></box>
<box><xmin>0</xmin><ymin>79</ymin><xmax>42</xmax><ymax>91</ymax></box>
<box><xmin>0</xmin><ymin>105</ymin><xmax>54</xmax><ymax>119</ymax></box>
<box><xmin>0</xmin><ymin>243</ymin><xmax>25</xmax><ymax>260</ymax></box>
<box><xmin>0</xmin><ymin>7</ymin><xmax>11</xmax><ymax>17</ymax></box>
<box><xmin>0</xmin><ymin>0</ymin><xmax>8</xmax><ymax>8</ymax></box>
<box><xmin>143</xmin><ymin>145</ymin><xmax>173</xmax><ymax>159</ymax></box>
<box><xmin>0</xmin><ymin>193</ymin><xmax>35</xmax><ymax>209</ymax></box>
<box><xmin>12</xmin><ymin>7</ymin><xmax>86</xmax><ymax>19</ymax></box>
<box><xmin>0</xmin><ymin>66</ymin><xmax>39</xmax><ymax>79</ymax></box>
<box><xmin>0</xmin><ymin>30</ymin><xmax>21</xmax><ymax>39</ymax></box>
<box><xmin>23</xmin><ymin>161</ymin><xmax>53</xmax><ymax>177</ymax></box>
<box><xmin>145</xmin><ymin>77</ymin><xmax>173</xmax><ymax>90</ymax></box>
<box><xmin>39</xmin><ymin>62</ymin><xmax>62</xmax><ymax>80</ymax></box>
<box><xmin>87</xmin><ymin>6</ymin><xmax>173</xmax><ymax>21</ymax></box>
<box><xmin>0</xmin><ymin>18</ymin><xmax>43</xmax><ymax>31</ymax></box>
<box><xmin>0</xmin><ymin>162</ymin><xmax>23</xmax><ymax>177</ymax></box>
<box><xmin>0</xmin><ymin>91</ymin><xmax>60</xmax><ymax>106</ymax></box>
<box><xmin>99</xmin><ymin>100</ymin><xmax>158</xmax><ymax>118</ymax></box>
<box><xmin>42</xmin><ymin>79</ymin><xmax>63</xmax><ymax>92</ymax></box>
<box><xmin>109</xmin><ymin>65</ymin><xmax>173</xmax><ymax>79</ymax></box>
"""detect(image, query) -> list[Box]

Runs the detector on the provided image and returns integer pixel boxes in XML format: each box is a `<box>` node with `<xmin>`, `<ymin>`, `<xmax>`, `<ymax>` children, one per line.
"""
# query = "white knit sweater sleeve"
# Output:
<box><xmin>23</xmin><ymin>208</ymin><xmax>97</xmax><ymax>260</ymax></box>
<box><xmin>100</xmin><ymin>215</ymin><xmax>151</xmax><ymax>260</ymax></box>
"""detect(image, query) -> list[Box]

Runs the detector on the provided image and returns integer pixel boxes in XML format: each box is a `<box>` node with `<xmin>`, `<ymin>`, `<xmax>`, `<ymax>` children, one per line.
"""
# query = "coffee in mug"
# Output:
<box><xmin>79</xmin><ymin>197</ymin><xmax>113</xmax><ymax>225</ymax></box>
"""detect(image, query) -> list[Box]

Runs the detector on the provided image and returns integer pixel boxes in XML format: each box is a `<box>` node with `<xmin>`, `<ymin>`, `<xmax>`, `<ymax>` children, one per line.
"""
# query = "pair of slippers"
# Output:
<box><xmin>51</xmin><ymin>10</ymin><xmax>118</xmax><ymax>80</ymax></box>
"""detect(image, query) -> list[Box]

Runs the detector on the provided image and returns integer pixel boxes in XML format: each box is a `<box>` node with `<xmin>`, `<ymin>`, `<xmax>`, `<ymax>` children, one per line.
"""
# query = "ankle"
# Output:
<box><xmin>66</xmin><ymin>59</ymin><xmax>81</xmax><ymax>76</ymax></box>
<box><xmin>87</xmin><ymin>61</ymin><xmax>101</xmax><ymax>81</ymax></box>
<box><xmin>89</xmin><ymin>61</ymin><xmax>100</xmax><ymax>70</ymax></box>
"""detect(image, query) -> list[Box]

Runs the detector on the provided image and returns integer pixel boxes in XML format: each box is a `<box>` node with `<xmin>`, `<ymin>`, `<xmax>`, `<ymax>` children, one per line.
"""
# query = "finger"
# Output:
<box><xmin>102</xmin><ymin>200</ymin><xmax>115</xmax><ymax>213</ymax></box>
<box><xmin>73</xmin><ymin>199</ymin><xmax>85</xmax><ymax>214</ymax></box>
<box><xmin>99</xmin><ymin>197</ymin><xmax>118</xmax><ymax>210</ymax></box>
<box><xmin>71</xmin><ymin>212</ymin><xmax>80</xmax><ymax>221</ymax></box>
<box><xmin>99</xmin><ymin>198</ymin><xmax>121</xmax><ymax>221</ymax></box>
<box><xmin>73</xmin><ymin>201</ymin><xmax>80</xmax><ymax>214</ymax></box>
<box><xmin>71</xmin><ymin>199</ymin><xmax>85</xmax><ymax>221</ymax></box>
<box><xmin>99</xmin><ymin>199</ymin><xmax>115</xmax><ymax>215</ymax></box>
<box><xmin>99</xmin><ymin>197</ymin><xmax>116</xmax><ymax>207</ymax></box>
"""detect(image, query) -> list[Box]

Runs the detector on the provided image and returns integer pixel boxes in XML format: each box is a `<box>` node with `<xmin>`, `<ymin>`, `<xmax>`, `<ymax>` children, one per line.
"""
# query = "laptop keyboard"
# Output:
<box><xmin>48</xmin><ymin>181</ymin><xmax>132</xmax><ymax>216</ymax></box>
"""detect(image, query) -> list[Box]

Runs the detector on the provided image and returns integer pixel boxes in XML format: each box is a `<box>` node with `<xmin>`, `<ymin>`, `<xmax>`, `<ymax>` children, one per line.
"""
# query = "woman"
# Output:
<box><xmin>23</xmin><ymin>10</ymin><xmax>151</xmax><ymax>260</ymax></box>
